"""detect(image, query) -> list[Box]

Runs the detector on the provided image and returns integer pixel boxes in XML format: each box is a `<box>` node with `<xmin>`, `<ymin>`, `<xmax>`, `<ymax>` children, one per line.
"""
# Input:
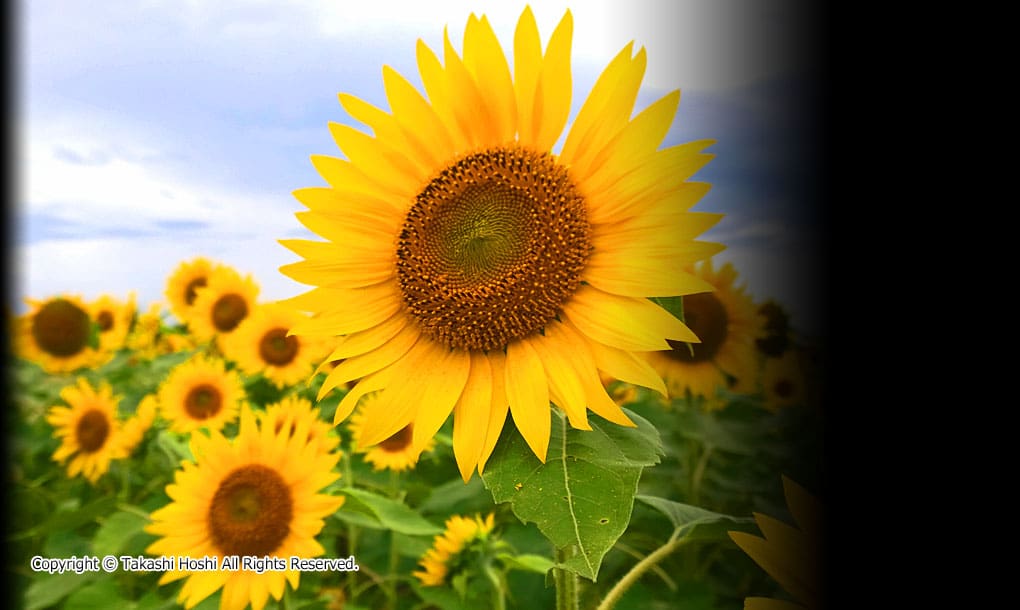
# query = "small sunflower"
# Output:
<box><xmin>158</xmin><ymin>355</ymin><xmax>245</xmax><ymax>433</ymax></box>
<box><xmin>645</xmin><ymin>259</ymin><xmax>764</xmax><ymax>403</ymax></box>
<box><xmin>762</xmin><ymin>351</ymin><xmax>807</xmax><ymax>412</ymax></box>
<box><xmin>188</xmin><ymin>266</ymin><xmax>260</xmax><ymax>348</ymax></box>
<box><xmin>16</xmin><ymin>295</ymin><xmax>109</xmax><ymax>374</ymax></box>
<box><xmin>89</xmin><ymin>292</ymin><xmax>137</xmax><ymax>352</ymax></box>
<box><xmin>729</xmin><ymin>476</ymin><xmax>823</xmax><ymax>610</ymax></box>
<box><xmin>414</xmin><ymin>513</ymin><xmax>496</xmax><ymax>587</ymax></box>
<box><xmin>121</xmin><ymin>394</ymin><xmax>159</xmax><ymax>453</ymax></box>
<box><xmin>146</xmin><ymin>406</ymin><xmax>345</xmax><ymax>610</ymax></box>
<box><xmin>166</xmin><ymin>257</ymin><xmax>220</xmax><ymax>326</ymax></box>
<box><xmin>125</xmin><ymin>302</ymin><xmax>166</xmax><ymax>359</ymax></box>
<box><xmin>259</xmin><ymin>395</ymin><xmax>339</xmax><ymax>457</ymax></box>
<box><xmin>281</xmin><ymin>7</ymin><xmax>721</xmax><ymax>481</ymax></box>
<box><xmin>348</xmin><ymin>392</ymin><xmax>433</xmax><ymax>472</ymax></box>
<box><xmin>223</xmin><ymin>303</ymin><xmax>331</xmax><ymax>389</ymax></box>
<box><xmin>45</xmin><ymin>378</ymin><xmax>128</xmax><ymax>483</ymax></box>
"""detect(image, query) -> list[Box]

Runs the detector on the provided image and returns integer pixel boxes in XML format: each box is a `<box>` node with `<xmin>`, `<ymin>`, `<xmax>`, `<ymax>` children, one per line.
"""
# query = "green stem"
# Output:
<box><xmin>554</xmin><ymin>546</ymin><xmax>579</xmax><ymax>610</ymax></box>
<box><xmin>385</xmin><ymin>469</ymin><xmax>401</xmax><ymax>610</ymax></box>
<box><xmin>483</xmin><ymin>562</ymin><xmax>507</xmax><ymax>610</ymax></box>
<box><xmin>343</xmin><ymin>451</ymin><xmax>359</xmax><ymax>604</ymax></box>
<box><xmin>691</xmin><ymin>445</ymin><xmax>714</xmax><ymax>505</ymax></box>
<box><xmin>596</xmin><ymin>537</ymin><xmax>689</xmax><ymax>610</ymax></box>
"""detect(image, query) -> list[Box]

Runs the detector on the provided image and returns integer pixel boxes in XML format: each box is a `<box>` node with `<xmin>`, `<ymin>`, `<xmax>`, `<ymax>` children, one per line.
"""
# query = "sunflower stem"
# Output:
<box><xmin>385</xmin><ymin>469</ymin><xmax>400</xmax><ymax>610</ymax></box>
<box><xmin>595</xmin><ymin>537</ymin><xmax>689</xmax><ymax>610</ymax></box>
<box><xmin>483</xmin><ymin>561</ymin><xmax>506</xmax><ymax>610</ymax></box>
<box><xmin>342</xmin><ymin>451</ymin><xmax>359</xmax><ymax>603</ymax></box>
<box><xmin>691</xmin><ymin>444</ymin><xmax>713</xmax><ymax>505</ymax></box>
<box><xmin>554</xmin><ymin>546</ymin><xmax>579</xmax><ymax>610</ymax></box>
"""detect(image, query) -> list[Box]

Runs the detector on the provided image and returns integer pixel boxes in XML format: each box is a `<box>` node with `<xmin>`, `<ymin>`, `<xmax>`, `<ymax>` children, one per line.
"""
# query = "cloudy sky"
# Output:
<box><xmin>14</xmin><ymin>0</ymin><xmax>825</xmax><ymax>335</ymax></box>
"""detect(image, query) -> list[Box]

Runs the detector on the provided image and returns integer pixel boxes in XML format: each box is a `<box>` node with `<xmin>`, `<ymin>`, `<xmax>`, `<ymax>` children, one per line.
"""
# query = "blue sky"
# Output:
<box><xmin>15</xmin><ymin>0</ymin><xmax>824</xmax><ymax>335</ymax></box>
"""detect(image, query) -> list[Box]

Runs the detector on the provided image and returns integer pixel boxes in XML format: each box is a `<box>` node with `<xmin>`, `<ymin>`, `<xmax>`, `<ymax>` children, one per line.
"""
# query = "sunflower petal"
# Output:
<box><xmin>505</xmin><ymin>338</ymin><xmax>551</xmax><ymax>462</ymax></box>
<box><xmin>530</xmin><ymin>10</ymin><xmax>573</xmax><ymax>151</ymax></box>
<box><xmin>453</xmin><ymin>352</ymin><xmax>492</xmax><ymax>481</ymax></box>
<box><xmin>563</xmin><ymin>285</ymin><xmax>699</xmax><ymax>351</ymax></box>
<box><xmin>464</xmin><ymin>14</ymin><xmax>516</xmax><ymax>142</ymax></box>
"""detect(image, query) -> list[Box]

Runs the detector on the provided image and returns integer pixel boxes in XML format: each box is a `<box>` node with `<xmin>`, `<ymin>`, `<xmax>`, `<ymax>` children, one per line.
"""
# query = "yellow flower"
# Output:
<box><xmin>762</xmin><ymin>351</ymin><xmax>807</xmax><ymax>412</ymax></box>
<box><xmin>645</xmin><ymin>260</ymin><xmax>763</xmax><ymax>403</ymax></box>
<box><xmin>15</xmin><ymin>295</ymin><xmax>110</xmax><ymax>374</ymax></box>
<box><xmin>729</xmin><ymin>476</ymin><xmax>823</xmax><ymax>610</ymax></box>
<box><xmin>223</xmin><ymin>303</ymin><xmax>332</xmax><ymax>389</ymax></box>
<box><xmin>146</xmin><ymin>406</ymin><xmax>345</xmax><ymax>610</ymax></box>
<box><xmin>166</xmin><ymin>257</ymin><xmax>220</xmax><ymax>326</ymax></box>
<box><xmin>258</xmin><ymin>395</ymin><xmax>339</xmax><ymax>457</ymax></box>
<box><xmin>157</xmin><ymin>355</ymin><xmax>245</xmax><ymax>433</ymax></box>
<box><xmin>45</xmin><ymin>378</ymin><xmax>128</xmax><ymax>483</ymax></box>
<box><xmin>348</xmin><ymin>392</ymin><xmax>433</xmax><ymax>472</ymax></box>
<box><xmin>121</xmin><ymin>394</ymin><xmax>159</xmax><ymax>453</ymax></box>
<box><xmin>125</xmin><ymin>302</ymin><xmax>166</xmax><ymax>358</ymax></box>
<box><xmin>281</xmin><ymin>7</ymin><xmax>720</xmax><ymax>481</ymax></box>
<box><xmin>414</xmin><ymin>513</ymin><xmax>495</xmax><ymax>587</ymax></box>
<box><xmin>188</xmin><ymin>265</ymin><xmax>260</xmax><ymax>348</ymax></box>
<box><xmin>89</xmin><ymin>292</ymin><xmax>137</xmax><ymax>352</ymax></box>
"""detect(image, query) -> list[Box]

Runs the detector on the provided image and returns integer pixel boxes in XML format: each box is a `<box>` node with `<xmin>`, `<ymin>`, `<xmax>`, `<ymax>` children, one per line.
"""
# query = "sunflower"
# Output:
<box><xmin>348</xmin><ymin>392</ymin><xmax>433</xmax><ymax>472</ymax></box>
<box><xmin>645</xmin><ymin>259</ymin><xmax>763</xmax><ymax>403</ymax></box>
<box><xmin>45</xmin><ymin>378</ymin><xmax>128</xmax><ymax>483</ymax></box>
<box><xmin>259</xmin><ymin>395</ymin><xmax>339</xmax><ymax>457</ymax></box>
<box><xmin>188</xmin><ymin>266</ymin><xmax>260</xmax><ymax>347</ymax></box>
<box><xmin>146</xmin><ymin>406</ymin><xmax>345</xmax><ymax>610</ymax></box>
<box><xmin>280</xmin><ymin>7</ymin><xmax>721</xmax><ymax>481</ymax></box>
<box><xmin>414</xmin><ymin>513</ymin><xmax>496</xmax><ymax>586</ymax></box>
<box><xmin>729</xmin><ymin>476</ymin><xmax>823</xmax><ymax>610</ymax></box>
<box><xmin>89</xmin><ymin>292</ymin><xmax>137</xmax><ymax>352</ymax></box>
<box><xmin>762</xmin><ymin>351</ymin><xmax>807</xmax><ymax>412</ymax></box>
<box><xmin>121</xmin><ymin>394</ymin><xmax>159</xmax><ymax>453</ymax></box>
<box><xmin>158</xmin><ymin>355</ymin><xmax>245</xmax><ymax>433</ymax></box>
<box><xmin>15</xmin><ymin>295</ymin><xmax>110</xmax><ymax>374</ymax></box>
<box><xmin>223</xmin><ymin>303</ymin><xmax>332</xmax><ymax>389</ymax></box>
<box><xmin>166</xmin><ymin>257</ymin><xmax>220</xmax><ymax>326</ymax></box>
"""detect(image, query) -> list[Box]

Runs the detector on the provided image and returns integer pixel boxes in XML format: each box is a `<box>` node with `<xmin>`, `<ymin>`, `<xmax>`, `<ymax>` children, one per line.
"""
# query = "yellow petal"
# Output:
<box><xmin>583</xmin><ymin>90</ymin><xmax>679</xmax><ymax>182</ymax></box>
<box><xmin>453</xmin><ymin>352</ymin><xmax>492</xmax><ymax>482</ymax></box>
<box><xmin>324</xmin><ymin>313</ymin><xmax>408</xmax><ymax>362</ymax></box>
<box><xmin>328</xmin><ymin>322</ymin><xmax>421</xmax><ymax>387</ymax></box>
<box><xmin>443</xmin><ymin>26</ymin><xmax>493</xmax><ymax>147</ymax></box>
<box><xmin>382</xmin><ymin>65</ymin><xmax>455</xmax><ymax>166</ymax></box>
<box><xmin>286</xmin><ymin>283</ymin><xmax>401</xmax><ymax>336</ymax></box>
<box><xmin>412</xmin><ymin>348</ymin><xmax>471</xmax><ymax>453</ymax></box>
<box><xmin>547</xmin><ymin>320</ymin><xmax>635</xmax><ymax>426</ymax></box>
<box><xmin>513</xmin><ymin>5</ymin><xmax>542</xmax><ymax>145</ymax></box>
<box><xmin>505</xmin><ymin>338</ymin><xmax>551</xmax><ymax>462</ymax></box>
<box><xmin>587</xmin><ymin>340</ymin><xmax>668</xmax><ymax>396</ymax></box>
<box><xmin>331</xmin><ymin>364</ymin><xmax>397</xmax><ymax>422</ymax></box>
<box><xmin>463</xmin><ymin>14</ymin><xmax>516</xmax><ymax>143</ymax></box>
<box><xmin>529</xmin><ymin>10</ymin><xmax>573</xmax><ymax>151</ymax></box>
<box><xmin>328</xmin><ymin>121</ymin><xmax>426</xmax><ymax>195</ymax></box>
<box><xmin>416</xmin><ymin>39</ymin><xmax>469</xmax><ymax>153</ymax></box>
<box><xmin>783</xmin><ymin>476</ymin><xmax>824</xmax><ymax>543</ymax></box>
<box><xmin>477</xmin><ymin>350</ymin><xmax>510</xmax><ymax>473</ymax></box>
<box><xmin>563</xmin><ymin>285</ymin><xmax>699</xmax><ymax>351</ymax></box>
<box><xmin>528</xmin><ymin>327</ymin><xmax>590</xmax><ymax>431</ymax></box>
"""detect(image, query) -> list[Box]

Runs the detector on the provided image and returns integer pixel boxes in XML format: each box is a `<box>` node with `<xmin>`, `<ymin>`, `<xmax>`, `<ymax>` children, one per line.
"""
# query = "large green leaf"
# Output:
<box><xmin>335</xmin><ymin>487</ymin><xmax>442</xmax><ymax>536</ymax></box>
<box><xmin>636</xmin><ymin>496</ymin><xmax>755</xmax><ymax>542</ymax></box>
<box><xmin>92</xmin><ymin>509</ymin><xmax>150</xmax><ymax>557</ymax></box>
<box><xmin>24</xmin><ymin>573</ymin><xmax>96</xmax><ymax>610</ymax></box>
<box><xmin>482</xmin><ymin>408</ymin><xmax>661</xmax><ymax>581</ymax></box>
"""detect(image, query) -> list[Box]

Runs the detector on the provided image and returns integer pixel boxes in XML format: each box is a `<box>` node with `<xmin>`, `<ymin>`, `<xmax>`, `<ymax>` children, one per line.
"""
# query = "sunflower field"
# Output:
<box><xmin>9</xmin><ymin>6</ymin><xmax>825</xmax><ymax>610</ymax></box>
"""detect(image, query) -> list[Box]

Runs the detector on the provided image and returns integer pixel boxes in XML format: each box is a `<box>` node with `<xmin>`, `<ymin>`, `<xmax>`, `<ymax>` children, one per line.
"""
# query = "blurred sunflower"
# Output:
<box><xmin>89</xmin><ymin>292</ymin><xmax>136</xmax><ymax>352</ymax></box>
<box><xmin>45</xmin><ymin>378</ymin><xmax>128</xmax><ymax>483</ymax></box>
<box><xmin>166</xmin><ymin>257</ymin><xmax>219</xmax><ymax>326</ymax></box>
<box><xmin>146</xmin><ymin>406</ymin><xmax>344</xmax><ymax>610</ymax></box>
<box><xmin>16</xmin><ymin>295</ymin><xmax>109</xmax><ymax>374</ymax></box>
<box><xmin>414</xmin><ymin>513</ymin><xmax>496</xmax><ymax>586</ymax></box>
<box><xmin>645</xmin><ymin>260</ymin><xmax>763</xmax><ymax>403</ymax></box>
<box><xmin>158</xmin><ymin>355</ymin><xmax>245</xmax><ymax>433</ymax></box>
<box><xmin>281</xmin><ymin>7</ymin><xmax>720</xmax><ymax>480</ymax></box>
<box><xmin>121</xmin><ymin>394</ymin><xmax>159</xmax><ymax>453</ymax></box>
<box><xmin>259</xmin><ymin>395</ymin><xmax>339</xmax><ymax>457</ymax></box>
<box><xmin>125</xmin><ymin>302</ymin><xmax>166</xmax><ymax>359</ymax></box>
<box><xmin>729</xmin><ymin>476</ymin><xmax>823</xmax><ymax>610</ymax></box>
<box><xmin>348</xmin><ymin>392</ymin><xmax>433</xmax><ymax>472</ymax></box>
<box><xmin>188</xmin><ymin>266</ymin><xmax>260</xmax><ymax>347</ymax></box>
<box><xmin>223</xmin><ymin>303</ymin><xmax>331</xmax><ymax>389</ymax></box>
<box><xmin>762</xmin><ymin>351</ymin><xmax>807</xmax><ymax>412</ymax></box>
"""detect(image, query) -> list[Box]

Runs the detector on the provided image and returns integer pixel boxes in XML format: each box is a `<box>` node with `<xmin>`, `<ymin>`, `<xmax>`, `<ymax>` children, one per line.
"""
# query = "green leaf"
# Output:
<box><xmin>482</xmin><ymin>409</ymin><xmax>662</xmax><ymax>581</ymax></box>
<box><xmin>63</xmin><ymin>579</ymin><xmax>121</xmax><ymax>610</ymax></box>
<box><xmin>636</xmin><ymin>496</ymin><xmax>755</xmax><ymax>542</ymax></box>
<box><xmin>336</xmin><ymin>487</ymin><xmax>442</xmax><ymax>536</ymax></box>
<box><xmin>92</xmin><ymin>509</ymin><xmax>150</xmax><ymax>557</ymax></box>
<box><xmin>498</xmin><ymin>553</ymin><xmax>556</xmax><ymax>575</ymax></box>
<box><xmin>418</xmin><ymin>475</ymin><xmax>488</xmax><ymax>515</ymax></box>
<box><xmin>44</xmin><ymin>495</ymin><xmax>118</xmax><ymax>532</ymax></box>
<box><xmin>24</xmin><ymin>573</ymin><xmax>96</xmax><ymax>610</ymax></box>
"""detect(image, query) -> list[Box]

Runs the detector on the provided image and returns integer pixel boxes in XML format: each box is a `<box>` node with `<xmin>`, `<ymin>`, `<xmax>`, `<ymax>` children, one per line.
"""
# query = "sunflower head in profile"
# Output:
<box><xmin>121</xmin><ymin>394</ymin><xmax>159</xmax><ymax>453</ymax></box>
<box><xmin>146</xmin><ymin>406</ymin><xmax>345</xmax><ymax>610</ymax></box>
<box><xmin>348</xmin><ymin>392</ymin><xmax>433</xmax><ymax>472</ymax></box>
<box><xmin>645</xmin><ymin>259</ymin><xmax>764</xmax><ymax>404</ymax></box>
<box><xmin>89</xmin><ymin>292</ymin><xmax>137</xmax><ymax>353</ymax></box>
<box><xmin>259</xmin><ymin>395</ymin><xmax>339</xmax><ymax>457</ymax></box>
<box><xmin>16</xmin><ymin>295</ymin><xmax>110</xmax><ymax>374</ymax></box>
<box><xmin>222</xmin><ymin>303</ymin><xmax>332</xmax><ymax>389</ymax></box>
<box><xmin>188</xmin><ymin>265</ymin><xmax>260</xmax><ymax>347</ymax></box>
<box><xmin>157</xmin><ymin>355</ymin><xmax>245</xmax><ymax>433</ymax></box>
<box><xmin>414</xmin><ymin>513</ymin><xmax>496</xmax><ymax>587</ymax></box>
<box><xmin>281</xmin><ymin>7</ymin><xmax>722</xmax><ymax>481</ymax></box>
<box><xmin>166</xmin><ymin>257</ymin><xmax>220</xmax><ymax>326</ymax></box>
<box><xmin>45</xmin><ymin>378</ymin><xmax>128</xmax><ymax>483</ymax></box>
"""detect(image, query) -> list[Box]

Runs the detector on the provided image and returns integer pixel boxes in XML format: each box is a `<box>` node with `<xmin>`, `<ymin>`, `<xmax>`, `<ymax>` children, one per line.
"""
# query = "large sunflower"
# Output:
<box><xmin>157</xmin><ymin>355</ymin><xmax>245</xmax><ymax>433</ymax></box>
<box><xmin>258</xmin><ymin>395</ymin><xmax>339</xmax><ymax>457</ymax></box>
<box><xmin>188</xmin><ymin>266</ymin><xmax>260</xmax><ymax>347</ymax></box>
<box><xmin>89</xmin><ymin>292</ymin><xmax>136</xmax><ymax>353</ymax></box>
<box><xmin>146</xmin><ymin>406</ymin><xmax>345</xmax><ymax>610</ymax></box>
<box><xmin>348</xmin><ymin>392</ymin><xmax>434</xmax><ymax>472</ymax></box>
<box><xmin>645</xmin><ymin>259</ymin><xmax>763</xmax><ymax>402</ymax></box>
<box><xmin>15</xmin><ymin>295</ymin><xmax>110</xmax><ymax>374</ymax></box>
<box><xmin>280</xmin><ymin>8</ymin><xmax>721</xmax><ymax>480</ymax></box>
<box><xmin>45</xmin><ymin>378</ymin><xmax>128</xmax><ymax>483</ymax></box>
<box><xmin>223</xmin><ymin>303</ymin><xmax>331</xmax><ymax>389</ymax></box>
<box><xmin>166</xmin><ymin>257</ymin><xmax>220</xmax><ymax>326</ymax></box>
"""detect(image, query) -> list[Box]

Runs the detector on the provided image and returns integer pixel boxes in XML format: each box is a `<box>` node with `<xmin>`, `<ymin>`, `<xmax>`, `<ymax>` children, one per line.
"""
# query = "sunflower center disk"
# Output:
<box><xmin>208</xmin><ymin>465</ymin><xmax>293</xmax><ymax>557</ymax></box>
<box><xmin>378</xmin><ymin>424</ymin><xmax>414</xmax><ymax>452</ymax></box>
<box><xmin>774</xmin><ymin>379</ymin><xmax>795</xmax><ymax>398</ymax></box>
<box><xmin>31</xmin><ymin>299</ymin><xmax>91</xmax><ymax>357</ymax></box>
<box><xmin>185</xmin><ymin>277</ymin><xmax>207</xmax><ymax>306</ymax></box>
<box><xmin>396</xmin><ymin>146</ymin><xmax>590</xmax><ymax>351</ymax></box>
<box><xmin>184</xmin><ymin>384</ymin><xmax>223</xmax><ymax>419</ymax></box>
<box><xmin>259</xmin><ymin>328</ymin><xmax>299</xmax><ymax>365</ymax></box>
<box><xmin>76</xmin><ymin>410</ymin><xmax>110</xmax><ymax>452</ymax></box>
<box><xmin>96</xmin><ymin>311</ymin><xmax>114</xmax><ymax>331</ymax></box>
<box><xmin>667</xmin><ymin>293</ymin><xmax>729</xmax><ymax>363</ymax></box>
<box><xmin>212</xmin><ymin>294</ymin><xmax>248</xmax><ymax>332</ymax></box>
